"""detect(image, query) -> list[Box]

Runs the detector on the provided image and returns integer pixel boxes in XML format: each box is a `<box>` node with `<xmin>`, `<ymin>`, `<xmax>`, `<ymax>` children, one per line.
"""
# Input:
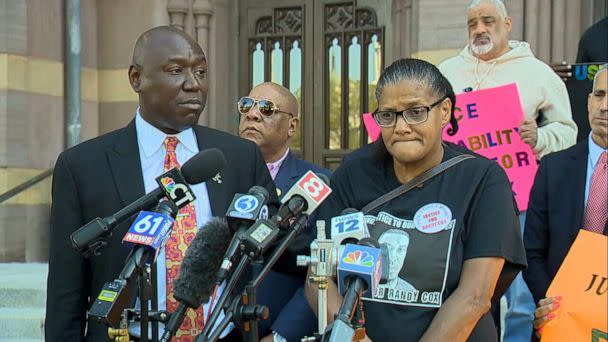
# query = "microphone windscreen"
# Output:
<box><xmin>357</xmin><ymin>237</ymin><xmax>380</xmax><ymax>248</ymax></box>
<box><xmin>181</xmin><ymin>148</ymin><xmax>226</xmax><ymax>185</ymax></box>
<box><xmin>340</xmin><ymin>208</ymin><xmax>358</xmax><ymax>215</ymax></box>
<box><xmin>173</xmin><ymin>217</ymin><xmax>232</xmax><ymax>307</ymax></box>
<box><xmin>155</xmin><ymin>200</ymin><xmax>179</xmax><ymax>219</ymax></box>
<box><xmin>249</xmin><ymin>185</ymin><xmax>270</xmax><ymax>203</ymax></box>
<box><xmin>316</xmin><ymin>173</ymin><xmax>330</xmax><ymax>186</ymax></box>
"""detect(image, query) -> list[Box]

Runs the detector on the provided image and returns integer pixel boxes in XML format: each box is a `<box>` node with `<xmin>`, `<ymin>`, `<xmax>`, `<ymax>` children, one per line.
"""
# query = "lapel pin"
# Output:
<box><xmin>212</xmin><ymin>173</ymin><xmax>222</xmax><ymax>184</ymax></box>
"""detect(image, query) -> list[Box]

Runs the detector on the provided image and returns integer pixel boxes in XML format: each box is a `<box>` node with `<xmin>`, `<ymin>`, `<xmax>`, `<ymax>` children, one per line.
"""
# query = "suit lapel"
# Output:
<box><xmin>106</xmin><ymin>120</ymin><xmax>146</xmax><ymax>207</ymax></box>
<box><xmin>274</xmin><ymin>151</ymin><xmax>300</xmax><ymax>199</ymax></box>
<box><xmin>194</xmin><ymin>126</ymin><xmax>228</xmax><ymax>217</ymax></box>
<box><xmin>568</xmin><ymin>141</ymin><xmax>589</xmax><ymax>238</ymax></box>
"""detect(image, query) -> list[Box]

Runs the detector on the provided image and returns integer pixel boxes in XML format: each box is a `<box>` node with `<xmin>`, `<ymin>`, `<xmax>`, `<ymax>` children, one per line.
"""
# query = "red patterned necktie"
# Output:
<box><xmin>583</xmin><ymin>151</ymin><xmax>608</xmax><ymax>234</ymax></box>
<box><xmin>163</xmin><ymin>136</ymin><xmax>203</xmax><ymax>340</ymax></box>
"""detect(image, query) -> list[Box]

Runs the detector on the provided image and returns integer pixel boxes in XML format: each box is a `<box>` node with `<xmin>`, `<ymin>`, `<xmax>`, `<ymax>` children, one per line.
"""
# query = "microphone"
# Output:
<box><xmin>327</xmin><ymin>242</ymin><xmax>383</xmax><ymax>342</ymax></box>
<box><xmin>273</xmin><ymin>171</ymin><xmax>332</xmax><ymax>226</ymax></box>
<box><xmin>336</xmin><ymin>242</ymin><xmax>383</xmax><ymax>297</ymax></box>
<box><xmin>216</xmin><ymin>186</ymin><xmax>270</xmax><ymax>283</ymax></box>
<box><xmin>88</xmin><ymin>201</ymin><xmax>178</xmax><ymax>326</ymax></box>
<box><xmin>330</xmin><ymin>208</ymin><xmax>370</xmax><ymax>245</ymax></box>
<box><xmin>226</xmin><ymin>185</ymin><xmax>270</xmax><ymax>225</ymax></box>
<box><xmin>161</xmin><ymin>217</ymin><xmax>232</xmax><ymax>342</ymax></box>
<box><xmin>301</xmin><ymin>209</ymin><xmax>370</xmax><ymax>282</ymax></box>
<box><xmin>121</xmin><ymin>201</ymin><xmax>178</xmax><ymax>262</ymax></box>
<box><xmin>71</xmin><ymin>148</ymin><xmax>226</xmax><ymax>256</ymax></box>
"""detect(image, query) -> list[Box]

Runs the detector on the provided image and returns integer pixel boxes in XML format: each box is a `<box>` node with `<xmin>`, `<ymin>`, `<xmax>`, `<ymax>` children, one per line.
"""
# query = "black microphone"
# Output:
<box><xmin>216</xmin><ymin>186</ymin><xmax>270</xmax><ymax>284</ymax></box>
<box><xmin>329</xmin><ymin>239</ymin><xmax>384</xmax><ymax>342</ymax></box>
<box><xmin>160</xmin><ymin>217</ymin><xmax>232</xmax><ymax>342</ymax></box>
<box><xmin>88</xmin><ymin>201</ymin><xmax>178</xmax><ymax>326</ymax></box>
<box><xmin>70</xmin><ymin>148</ymin><xmax>226</xmax><ymax>256</ymax></box>
<box><xmin>272</xmin><ymin>171</ymin><xmax>332</xmax><ymax>227</ymax></box>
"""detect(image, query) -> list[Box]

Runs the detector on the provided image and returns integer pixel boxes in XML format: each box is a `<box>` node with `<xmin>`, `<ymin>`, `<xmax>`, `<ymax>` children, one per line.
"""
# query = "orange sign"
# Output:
<box><xmin>541</xmin><ymin>230</ymin><xmax>608</xmax><ymax>342</ymax></box>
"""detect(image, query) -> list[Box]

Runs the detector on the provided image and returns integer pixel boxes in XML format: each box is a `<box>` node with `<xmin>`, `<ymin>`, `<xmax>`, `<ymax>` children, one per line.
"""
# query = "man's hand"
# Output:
<box><xmin>533</xmin><ymin>296</ymin><xmax>561</xmax><ymax>338</ymax></box>
<box><xmin>519</xmin><ymin>118</ymin><xmax>538</xmax><ymax>148</ymax></box>
<box><xmin>550</xmin><ymin>61</ymin><xmax>572</xmax><ymax>81</ymax></box>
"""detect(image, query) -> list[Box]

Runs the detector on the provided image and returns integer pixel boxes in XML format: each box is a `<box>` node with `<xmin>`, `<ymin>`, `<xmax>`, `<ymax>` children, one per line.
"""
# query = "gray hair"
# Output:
<box><xmin>469</xmin><ymin>0</ymin><xmax>508</xmax><ymax>18</ymax></box>
<box><xmin>593</xmin><ymin>65</ymin><xmax>608</xmax><ymax>90</ymax></box>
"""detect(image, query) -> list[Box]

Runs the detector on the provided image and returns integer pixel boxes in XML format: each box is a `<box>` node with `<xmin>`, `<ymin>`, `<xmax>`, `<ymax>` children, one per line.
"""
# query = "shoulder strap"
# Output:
<box><xmin>361</xmin><ymin>154</ymin><xmax>474</xmax><ymax>214</ymax></box>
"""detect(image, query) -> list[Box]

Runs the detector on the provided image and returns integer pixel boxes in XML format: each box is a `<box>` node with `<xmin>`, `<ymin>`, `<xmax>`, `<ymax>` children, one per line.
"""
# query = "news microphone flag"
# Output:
<box><xmin>122</xmin><ymin>210</ymin><xmax>175</xmax><ymax>262</ymax></box>
<box><xmin>156</xmin><ymin>168</ymin><xmax>196</xmax><ymax>209</ymax></box>
<box><xmin>226</xmin><ymin>186</ymin><xmax>270</xmax><ymax>223</ymax></box>
<box><xmin>337</xmin><ymin>244</ymin><xmax>382</xmax><ymax>297</ymax></box>
<box><xmin>280</xmin><ymin>170</ymin><xmax>332</xmax><ymax>215</ymax></box>
<box><xmin>330</xmin><ymin>211</ymin><xmax>370</xmax><ymax>244</ymax></box>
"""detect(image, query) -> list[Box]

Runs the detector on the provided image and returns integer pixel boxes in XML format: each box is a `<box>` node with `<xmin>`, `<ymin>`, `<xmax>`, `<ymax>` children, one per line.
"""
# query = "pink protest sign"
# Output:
<box><xmin>363</xmin><ymin>113</ymin><xmax>381</xmax><ymax>141</ymax></box>
<box><xmin>442</xmin><ymin>83</ymin><xmax>538</xmax><ymax>210</ymax></box>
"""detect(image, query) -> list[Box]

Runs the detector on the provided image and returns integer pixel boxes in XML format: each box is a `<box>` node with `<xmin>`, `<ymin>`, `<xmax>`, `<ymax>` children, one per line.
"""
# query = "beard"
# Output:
<box><xmin>470</xmin><ymin>37</ymin><xmax>494</xmax><ymax>57</ymax></box>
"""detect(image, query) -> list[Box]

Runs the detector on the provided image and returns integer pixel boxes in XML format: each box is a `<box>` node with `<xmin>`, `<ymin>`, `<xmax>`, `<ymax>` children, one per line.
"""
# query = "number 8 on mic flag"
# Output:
<box><xmin>297</xmin><ymin>171</ymin><xmax>332</xmax><ymax>205</ymax></box>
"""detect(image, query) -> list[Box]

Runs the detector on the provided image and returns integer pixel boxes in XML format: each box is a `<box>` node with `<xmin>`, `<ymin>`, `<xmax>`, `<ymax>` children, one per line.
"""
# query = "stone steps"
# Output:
<box><xmin>0</xmin><ymin>263</ymin><xmax>47</xmax><ymax>341</ymax></box>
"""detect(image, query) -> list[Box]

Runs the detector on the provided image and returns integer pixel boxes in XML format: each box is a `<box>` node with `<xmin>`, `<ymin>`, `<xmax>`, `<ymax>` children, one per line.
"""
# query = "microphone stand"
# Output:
<box><xmin>198</xmin><ymin>214</ymin><xmax>309</xmax><ymax>342</ymax></box>
<box><xmin>323</xmin><ymin>277</ymin><xmax>367</xmax><ymax>342</ymax></box>
<box><xmin>89</xmin><ymin>248</ymin><xmax>169</xmax><ymax>342</ymax></box>
<box><xmin>198</xmin><ymin>253</ymin><xmax>253</xmax><ymax>340</ymax></box>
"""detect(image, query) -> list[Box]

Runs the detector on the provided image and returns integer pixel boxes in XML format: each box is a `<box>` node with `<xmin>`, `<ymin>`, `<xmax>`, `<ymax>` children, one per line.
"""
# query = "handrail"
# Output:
<box><xmin>0</xmin><ymin>169</ymin><xmax>53</xmax><ymax>204</ymax></box>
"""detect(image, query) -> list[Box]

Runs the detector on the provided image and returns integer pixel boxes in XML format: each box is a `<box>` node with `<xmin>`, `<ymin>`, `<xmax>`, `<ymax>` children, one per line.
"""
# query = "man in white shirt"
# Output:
<box><xmin>46</xmin><ymin>26</ymin><xmax>277</xmax><ymax>341</ymax></box>
<box><xmin>524</xmin><ymin>67</ymin><xmax>607</xmax><ymax>341</ymax></box>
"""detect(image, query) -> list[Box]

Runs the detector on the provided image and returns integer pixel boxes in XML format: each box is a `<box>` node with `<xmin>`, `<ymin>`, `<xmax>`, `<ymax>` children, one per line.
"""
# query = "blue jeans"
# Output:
<box><xmin>502</xmin><ymin>212</ymin><xmax>535</xmax><ymax>342</ymax></box>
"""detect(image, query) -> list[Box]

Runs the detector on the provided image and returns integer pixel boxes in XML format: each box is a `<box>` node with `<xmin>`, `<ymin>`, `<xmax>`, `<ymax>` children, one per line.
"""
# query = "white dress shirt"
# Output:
<box><xmin>131</xmin><ymin>110</ymin><xmax>230</xmax><ymax>337</ymax></box>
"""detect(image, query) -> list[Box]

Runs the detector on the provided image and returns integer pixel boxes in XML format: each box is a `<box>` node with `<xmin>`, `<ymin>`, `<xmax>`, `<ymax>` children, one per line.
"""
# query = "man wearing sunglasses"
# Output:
<box><xmin>239</xmin><ymin>82</ymin><xmax>331</xmax><ymax>342</ymax></box>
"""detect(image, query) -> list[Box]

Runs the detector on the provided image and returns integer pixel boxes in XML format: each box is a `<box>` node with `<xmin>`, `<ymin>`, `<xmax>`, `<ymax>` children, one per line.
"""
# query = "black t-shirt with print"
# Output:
<box><xmin>318</xmin><ymin>142</ymin><xmax>527</xmax><ymax>342</ymax></box>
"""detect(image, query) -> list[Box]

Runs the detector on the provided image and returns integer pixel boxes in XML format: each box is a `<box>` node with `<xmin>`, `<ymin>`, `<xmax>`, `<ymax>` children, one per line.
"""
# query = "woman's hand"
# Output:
<box><xmin>533</xmin><ymin>296</ymin><xmax>562</xmax><ymax>337</ymax></box>
<box><xmin>260</xmin><ymin>334</ymin><xmax>273</xmax><ymax>342</ymax></box>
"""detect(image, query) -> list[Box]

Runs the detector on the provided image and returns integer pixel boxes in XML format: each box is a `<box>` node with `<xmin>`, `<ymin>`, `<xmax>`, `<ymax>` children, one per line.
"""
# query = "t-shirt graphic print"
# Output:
<box><xmin>364</xmin><ymin>205</ymin><xmax>455</xmax><ymax>308</ymax></box>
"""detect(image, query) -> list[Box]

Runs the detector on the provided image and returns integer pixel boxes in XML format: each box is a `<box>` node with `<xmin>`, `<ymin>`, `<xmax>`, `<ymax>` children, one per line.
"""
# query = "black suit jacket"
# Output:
<box><xmin>523</xmin><ymin>139</ymin><xmax>608</xmax><ymax>304</ymax></box>
<box><xmin>45</xmin><ymin>120</ymin><xmax>277</xmax><ymax>341</ymax></box>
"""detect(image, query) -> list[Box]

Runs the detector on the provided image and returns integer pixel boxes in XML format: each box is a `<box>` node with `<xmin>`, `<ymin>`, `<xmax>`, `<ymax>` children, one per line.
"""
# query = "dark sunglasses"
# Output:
<box><xmin>237</xmin><ymin>97</ymin><xmax>294</xmax><ymax>117</ymax></box>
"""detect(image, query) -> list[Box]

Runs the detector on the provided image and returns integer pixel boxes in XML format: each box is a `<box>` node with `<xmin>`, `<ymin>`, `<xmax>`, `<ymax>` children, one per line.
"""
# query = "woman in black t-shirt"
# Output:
<box><xmin>307</xmin><ymin>59</ymin><xmax>527</xmax><ymax>341</ymax></box>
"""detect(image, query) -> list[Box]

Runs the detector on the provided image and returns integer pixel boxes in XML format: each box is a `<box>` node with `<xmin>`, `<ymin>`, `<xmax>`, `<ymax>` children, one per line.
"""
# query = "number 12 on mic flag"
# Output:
<box><xmin>122</xmin><ymin>211</ymin><xmax>175</xmax><ymax>261</ymax></box>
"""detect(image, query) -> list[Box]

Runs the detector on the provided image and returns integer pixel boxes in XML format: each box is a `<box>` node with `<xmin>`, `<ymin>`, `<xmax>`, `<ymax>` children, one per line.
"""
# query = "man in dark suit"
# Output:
<box><xmin>523</xmin><ymin>66</ymin><xmax>607</xmax><ymax>339</ymax></box>
<box><xmin>238</xmin><ymin>82</ymin><xmax>331</xmax><ymax>342</ymax></box>
<box><xmin>45</xmin><ymin>26</ymin><xmax>277</xmax><ymax>341</ymax></box>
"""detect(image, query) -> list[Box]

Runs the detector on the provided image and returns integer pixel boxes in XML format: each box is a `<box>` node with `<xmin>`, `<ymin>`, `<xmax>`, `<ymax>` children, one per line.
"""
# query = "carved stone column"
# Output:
<box><xmin>551</xmin><ymin>0</ymin><xmax>566</xmax><ymax>62</ymax></box>
<box><xmin>193</xmin><ymin>0</ymin><xmax>214</xmax><ymax>126</ymax></box>
<box><xmin>391</xmin><ymin>0</ymin><xmax>417</xmax><ymax>60</ymax></box>
<box><xmin>167</xmin><ymin>0</ymin><xmax>189</xmax><ymax>31</ymax></box>
<box><xmin>194</xmin><ymin>0</ymin><xmax>213</xmax><ymax>52</ymax></box>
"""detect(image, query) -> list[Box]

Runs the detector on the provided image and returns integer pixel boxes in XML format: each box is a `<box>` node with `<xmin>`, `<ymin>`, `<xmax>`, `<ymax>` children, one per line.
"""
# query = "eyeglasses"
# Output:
<box><xmin>372</xmin><ymin>97</ymin><xmax>446</xmax><ymax>127</ymax></box>
<box><xmin>237</xmin><ymin>97</ymin><xmax>294</xmax><ymax>117</ymax></box>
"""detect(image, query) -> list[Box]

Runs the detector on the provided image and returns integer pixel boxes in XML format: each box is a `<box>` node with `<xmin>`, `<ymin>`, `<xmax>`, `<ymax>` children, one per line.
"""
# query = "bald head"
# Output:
<box><xmin>239</xmin><ymin>82</ymin><xmax>300</xmax><ymax>163</ymax></box>
<box><xmin>132</xmin><ymin>26</ymin><xmax>205</xmax><ymax>67</ymax></box>
<box><xmin>588</xmin><ymin>66</ymin><xmax>608</xmax><ymax>148</ymax></box>
<box><xmin>128</xmin><ymin>25</ymin><xmax>209</xmax><ymax>134</ymax></box>
<box><xmin>250</xmin><ymin>82</ymin><xmax>299</xmax><ymax>117</ymax></box>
